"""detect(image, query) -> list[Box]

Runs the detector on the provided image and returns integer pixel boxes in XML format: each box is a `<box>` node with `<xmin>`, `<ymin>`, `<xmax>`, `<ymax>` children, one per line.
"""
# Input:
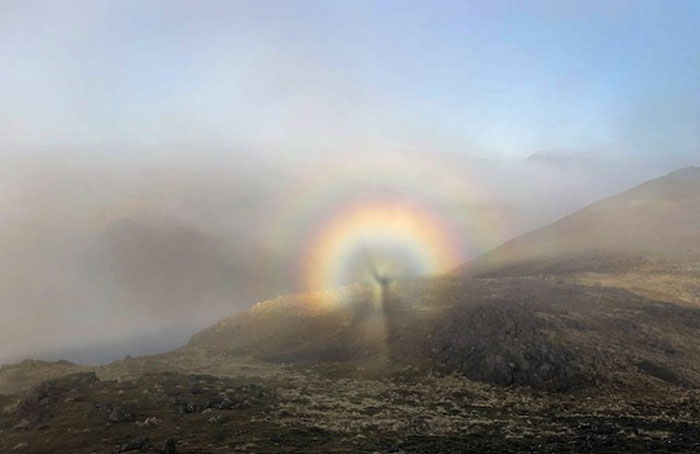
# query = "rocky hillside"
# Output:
<box><xmin>7</xmin><ymin>353</ymin><xmax>700</xmax><ymax>453</ymax></box>
<box><xmin>187</xmin><ymin>274</ymin><xmax>700</xmax><ymax>390</ymax></box>
<box><xmin>0</xmin><ymin>360</ymin><xmax>86</xmax><ymax>395</ymax></box>
<box><xmin>186</xmin><ymin>168</ymin><xmax>700</xmax><ymax>391</ymax></box>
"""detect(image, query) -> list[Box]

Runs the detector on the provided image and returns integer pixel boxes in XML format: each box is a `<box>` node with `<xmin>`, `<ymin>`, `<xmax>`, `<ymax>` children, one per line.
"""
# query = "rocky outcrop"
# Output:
<box><xmin>94</xmin><ymin>402</ymin><xmax>136</xmax><ymax>423</ymax></box>
<box><xmin>15</xmin><ymin>372</ymin><xmax>99</xmax><ymax>429</ymax></box>
<box><xmin>0</xmin><ymin>359</ymin><xmax>86</xmax><ymax>395</ymax></box>
<box><xmin>165</xmin><ymin>374</ymin><xmax>273</xmax><ymax>414</ymax></box>
<box><xmin>428</xmin><ymin>302</ymin><xmax>583</xmax><ymax>389</ymax></box>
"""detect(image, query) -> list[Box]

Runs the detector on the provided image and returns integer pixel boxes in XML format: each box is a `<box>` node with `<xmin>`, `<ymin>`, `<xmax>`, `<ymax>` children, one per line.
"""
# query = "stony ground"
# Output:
<box><xmin>3</xmin><ymin>351</ymin><xmax>700</xmax><ymax>453</ymax></box>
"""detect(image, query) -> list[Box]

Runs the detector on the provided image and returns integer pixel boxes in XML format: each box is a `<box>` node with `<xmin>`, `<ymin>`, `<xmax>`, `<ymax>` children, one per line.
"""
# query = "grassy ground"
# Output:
<box><xmin>2</xmin><ymin>351</ymin><xmax>700</xmax><ymax>453</ymax></box>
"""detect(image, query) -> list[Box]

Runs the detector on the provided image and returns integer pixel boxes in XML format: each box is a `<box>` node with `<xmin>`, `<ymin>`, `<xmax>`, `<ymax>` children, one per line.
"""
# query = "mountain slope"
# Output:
<box><xmin>463</xmin><ymin>167</ymin><xmax>700</xmax><ymax>277</ymax></box>
<box><xmin>186</xmin><ymin>167</ymin><xmax>700</xmax><ymax>390</ymax></box>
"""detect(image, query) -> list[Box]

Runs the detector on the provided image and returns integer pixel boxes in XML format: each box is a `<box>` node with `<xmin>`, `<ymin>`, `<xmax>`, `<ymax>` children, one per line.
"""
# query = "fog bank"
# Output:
<box><xmin>0</xmin><ymin>145</ymin><xmax>695</xmax><ymax>364</ymax></box>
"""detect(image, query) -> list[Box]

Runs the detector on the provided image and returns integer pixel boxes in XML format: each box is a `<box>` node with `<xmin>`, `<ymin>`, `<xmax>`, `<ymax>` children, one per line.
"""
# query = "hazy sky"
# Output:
<box><xmin>1</xmin><ymin>0</ymin><xmax>698</xmax><ymax>157</ymax></box>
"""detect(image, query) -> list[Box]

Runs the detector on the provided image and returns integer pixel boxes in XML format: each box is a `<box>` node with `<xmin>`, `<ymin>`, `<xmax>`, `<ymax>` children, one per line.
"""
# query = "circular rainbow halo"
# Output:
<box><xmin>300</xmin><ymin>198</ymin><xmax>463</xmax><ymax>293</ymax></box>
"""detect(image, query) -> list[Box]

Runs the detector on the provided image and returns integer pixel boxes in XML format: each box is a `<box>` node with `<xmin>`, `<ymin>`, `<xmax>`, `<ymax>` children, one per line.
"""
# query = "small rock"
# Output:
<box><xmin>135</xmin><ymin>416</ymin><xmax>161</xmax><ymax>428</ymax></box>
<box><xmin>117</xmin><ymin>437</ymin><xmax>152</xmax><ymax>453</ymax></box>
<box><xmin>207</xmin><ymin>414</ymin><xmax>229</xmax><ymax>424</ymax></box>
<box><xmin>94</xmin><ymin>402</ymin><xmax>136</xmax><ymax>423</ymax></box>
<box><xmin>3</xmin><ymin>400</ymin><xmax>19</xmax><ymax>414</ymax></box>
<box><xmin>160</xmin><ymin>438</ymin><xmax>177</xmax><ymax>454</ymax></box>
<box><xmin>13</xmin><ymin>419</ymin><xmax>30</xmax><ymax>431</ymax></box>
<box><xmin>13</xmin><ymin>442</ymin><xmax>28</xmax><ymax>451</ymax></box>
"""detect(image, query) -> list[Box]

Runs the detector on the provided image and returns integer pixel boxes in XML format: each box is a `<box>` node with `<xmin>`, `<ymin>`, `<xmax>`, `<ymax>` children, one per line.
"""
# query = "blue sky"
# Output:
<box><xmin>1</xmin><ymin>0</ymin><xmax>698</xmax><ymax>158</ymax></box>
